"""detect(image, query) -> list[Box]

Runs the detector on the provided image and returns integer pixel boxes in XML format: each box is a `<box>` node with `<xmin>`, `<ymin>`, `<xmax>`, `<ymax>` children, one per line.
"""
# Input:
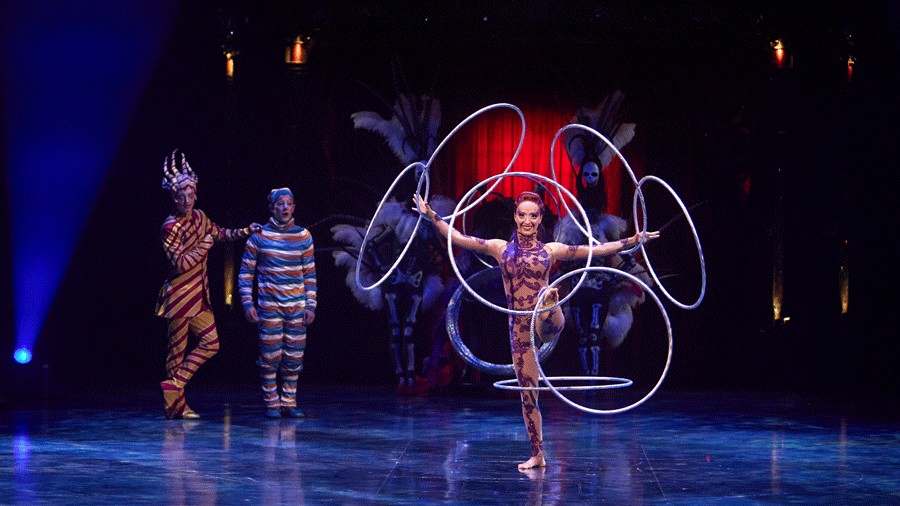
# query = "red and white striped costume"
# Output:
<box><xmin>156</xmin><ymin>209</ymin><xmax>250</xmax><ymax>418</ymax></box>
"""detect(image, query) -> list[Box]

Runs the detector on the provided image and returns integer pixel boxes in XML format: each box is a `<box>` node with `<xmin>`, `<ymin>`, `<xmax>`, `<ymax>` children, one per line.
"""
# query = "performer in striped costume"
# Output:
<box><xmin>240</xmin><ymin>188</ymin><xmax>317</xmax><ymax>418</ymax></box>
<box><xmin>156</xmin><ymin>150</ymin><xmax>261</xmax><ymax>419</ymax></box>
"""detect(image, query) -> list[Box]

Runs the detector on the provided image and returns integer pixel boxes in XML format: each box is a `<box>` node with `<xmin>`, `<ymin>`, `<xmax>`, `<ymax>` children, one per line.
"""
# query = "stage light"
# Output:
<box><xmin>225</xmin><ymin>52</ymin><xmax>234</xmax><ymax>79</ymax></box>
<box><xmin>2</xmin><ymin>2</ymin><xmax>176</xmax><ymax>359</ymax></box>
<box><xmin>771</xmin><ymin>39</ymin><xmax>785</xmax><ymax>69</ymax></box>
<box><xmin>13</xmin><ymin>347</ymin><xmax>32</xmax><ymax>364</ymax></box>
<box><xmin>840</xmin><ymin>239</ymin><xmax>849</xmax><ymax>314</ymax></box>
<box><xmin>285</xmin><ymin>36</ymin><xmax>309</xmax><ymax>65</ymax></box>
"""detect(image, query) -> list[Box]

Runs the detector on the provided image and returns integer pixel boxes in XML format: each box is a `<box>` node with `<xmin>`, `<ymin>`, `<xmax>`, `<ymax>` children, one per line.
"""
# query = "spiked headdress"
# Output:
<box><xmin>161</xmin><ymin>149</ymin><xmax>198</xmax><ymax>193</ymax></box>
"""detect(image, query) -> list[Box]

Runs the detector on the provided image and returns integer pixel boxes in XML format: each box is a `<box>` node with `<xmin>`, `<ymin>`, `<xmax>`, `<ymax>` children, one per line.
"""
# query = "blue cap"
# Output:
<box><xmin>268</xmin><ymin>187</ymin><xmax>293</xmax><ymax>204</ymax></box>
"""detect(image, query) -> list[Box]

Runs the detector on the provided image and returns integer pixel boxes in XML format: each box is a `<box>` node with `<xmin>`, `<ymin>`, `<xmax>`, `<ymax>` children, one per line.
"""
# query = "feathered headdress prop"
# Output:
<box><xmin>351</xmin><ymin>93</ymin><xmax>441</xmax><ymax>166</ymax></box>
<box><xmin>564</xmin><ymin>90</ymin><xmax>636</xmax><ymax>172</ymax></box>
<box><xmin>161</xmin><ymin>149</ymin><xmax>198</xmax><ymax>193</ymax></box>
<box><xmin>352</xmin><ymin>58</ymin><xmax>441</xmax><ymax>166</ymax></box>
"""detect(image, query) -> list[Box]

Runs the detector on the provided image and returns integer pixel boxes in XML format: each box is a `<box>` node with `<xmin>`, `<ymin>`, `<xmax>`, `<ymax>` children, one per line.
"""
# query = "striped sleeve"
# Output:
<box><xmin>205</xmin><ymin>212</ymin><xmax>250</xmax><ymax>242</ymax></box>
<box><xmin>301</xmin><ymin>230</ymin><xmax>317</xmax><ymax>311</ymax></box>
<box><xmin>239</xmin><ymin>235</ymin><xmax>259</xmax><ymax>311</ymax></box>
<box><xmin>161</xmin><ymin>220</ymin><xmax>213</xmax><ymax>274</ymax></box>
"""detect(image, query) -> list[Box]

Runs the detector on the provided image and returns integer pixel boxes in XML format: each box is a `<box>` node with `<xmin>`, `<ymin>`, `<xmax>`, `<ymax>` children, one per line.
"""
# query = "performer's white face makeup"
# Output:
<box><xmin>582</xmin><ymin>161</ymin><xmax>600</xmax><ymax>187</ymax></box>
<box><xmin>269</xmin><ymin>194</ymin><xmax>295</xmax><ymax>224</ymax></box>
<box><xmin>173</xmin><ymin>185</ymin><xmax>196</xmax><ymax>216</ymax></box>
<box><xmin>514</xmin><ymin>201</ymin><xmax>542</xmax><ymax>237</ymax></box>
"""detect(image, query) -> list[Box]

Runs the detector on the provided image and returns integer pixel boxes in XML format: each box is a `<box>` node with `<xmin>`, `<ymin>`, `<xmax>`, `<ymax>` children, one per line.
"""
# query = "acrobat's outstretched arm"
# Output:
<box><xmin>413</xmin><ymin>195</ymin><xmax>505</xmax><ymax>260</ymax></box>
<box><xmin>548</xmin><ymin>230</ymin><xmax>660</xmax><ymax>261</ymax></box>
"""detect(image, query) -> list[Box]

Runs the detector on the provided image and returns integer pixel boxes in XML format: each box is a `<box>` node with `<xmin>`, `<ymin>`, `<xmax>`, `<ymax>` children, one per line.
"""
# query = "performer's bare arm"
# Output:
<box><xmin>546</xmin><ymin>230</ymin><xmax>660</xmax><ymax>262</ymax></box>
<box><xmin>413</xmin><ymin>195</ymin><xmax>506</xmax><ymax>260</ymax></box>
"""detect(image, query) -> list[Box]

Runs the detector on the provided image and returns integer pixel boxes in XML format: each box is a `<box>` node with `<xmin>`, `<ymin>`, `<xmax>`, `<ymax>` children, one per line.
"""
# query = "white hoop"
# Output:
<box><xmin>493</xmin><ymin>376</ymin><xmax>633</xmax><ymax>391</ymax></box>
<box><xmin>531</xmin><ymin>266</ymin><xmax>673</xmax><ymax>415</ymax></box>
<box><xmin>355</xmin><ymin>162</ymin><xmax>429</xmax><ymax>290</ymax></box>
<box><xmin>445</xmin><ymin>266</ymin><xmax>559</xmax><ymax>375</ymax></box>
<box><xmin>634</xmin><ymin>175</ymin><xmax>707</xmax><ymax>310</ymax></box>
<box><xmin>447</xmin><ymin>171</ymin><xmax>593</xmax><ymax>316</ymax></box>
<box><xmin>548</xmin><ymin>123</ymin><xmax>649</xmax><ymax>256</ymax></box>
<box><xmin>426</xmin><ymin>103</ymin><xmax>526</xmax><ymax>220</ymax></box>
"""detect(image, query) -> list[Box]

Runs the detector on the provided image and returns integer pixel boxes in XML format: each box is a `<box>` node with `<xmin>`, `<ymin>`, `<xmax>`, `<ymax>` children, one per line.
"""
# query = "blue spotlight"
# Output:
<box><xmin>2</xmin><ymin>1</ymin><xmax>178</xmax><ymax>356</ymax></box>
<box><xmin>13</xmin><ymin>347</ymin><xmax>32</xmax><ymax>365</ymax></box>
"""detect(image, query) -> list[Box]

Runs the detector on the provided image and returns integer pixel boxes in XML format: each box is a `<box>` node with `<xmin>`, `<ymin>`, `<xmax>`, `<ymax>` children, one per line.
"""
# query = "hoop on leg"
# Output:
<box><xmin>446</xmin><ymin>267</ymin><xmax>559</xmax><ymax>375</ymax></box>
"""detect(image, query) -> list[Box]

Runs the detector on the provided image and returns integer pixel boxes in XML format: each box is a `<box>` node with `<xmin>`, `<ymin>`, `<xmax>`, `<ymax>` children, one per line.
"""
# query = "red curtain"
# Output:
<box><xmin>444</xmin><ymin>104</ymin><xmax>642</xmax><ymax>218</ymax></box>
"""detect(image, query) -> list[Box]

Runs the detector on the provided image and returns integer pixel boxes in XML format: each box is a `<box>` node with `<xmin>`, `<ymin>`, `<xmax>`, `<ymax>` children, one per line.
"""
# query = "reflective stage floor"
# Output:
<box><xmin>1</xmin><ymin>384</ymin><xmax>897</xmax><ymax>504</ymax></box>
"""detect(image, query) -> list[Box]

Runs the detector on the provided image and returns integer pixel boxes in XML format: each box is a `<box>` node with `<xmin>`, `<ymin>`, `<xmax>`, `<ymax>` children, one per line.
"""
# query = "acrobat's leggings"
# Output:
<box><xmin>257</xmin><ymin>308</ymin><xmax>307</xmax><ymax>408</ymax></box>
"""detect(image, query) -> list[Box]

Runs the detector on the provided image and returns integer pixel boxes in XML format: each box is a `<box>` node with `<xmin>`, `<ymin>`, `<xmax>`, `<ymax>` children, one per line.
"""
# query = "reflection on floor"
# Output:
<box><xmin>1</xmin><ymin>384</ymin><xmax>897</xmax><ymax>504</ymax></box>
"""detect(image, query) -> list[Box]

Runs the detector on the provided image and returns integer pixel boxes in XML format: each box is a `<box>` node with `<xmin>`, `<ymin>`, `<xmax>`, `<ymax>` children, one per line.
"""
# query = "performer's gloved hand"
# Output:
<box><xmin>303</xmin><ymin>309</ymin><xmax>315</xmax><ymax>325</ymax></box>
<box><xmin>244</xmin><ymin>307</ymin><xmax>259</xmax><ymax>323</ymax></box>
<box><xmin>248</xmin><ymin>223</ymin><xmax>262</xmax><ymax>233</ymax></box>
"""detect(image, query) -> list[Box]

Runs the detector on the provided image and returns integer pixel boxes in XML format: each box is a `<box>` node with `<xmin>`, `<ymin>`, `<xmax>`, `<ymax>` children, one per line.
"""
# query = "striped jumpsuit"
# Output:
<box><xmin>156</xmin><ymin>209</ymin><xmax>250</xmax><ymax>417</ymax></box>
<box><xmin>239</xmin><ymin>218</ymin><xmax>317</xmax><ymax>409</ymax></box>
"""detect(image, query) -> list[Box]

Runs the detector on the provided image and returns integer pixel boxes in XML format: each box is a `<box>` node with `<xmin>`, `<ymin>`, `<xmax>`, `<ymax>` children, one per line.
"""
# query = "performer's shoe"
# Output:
<box><xmin>283</xmin><ymin>407</ymin><xmax>305</xmax><ymax>418</ymax></box>
<box><xmin>181</xmin><ymin>407</ymin><xmax>201</xmax><ymax>420</ymax></box>
<box><xmin>265</xmin><ymin>408</ymin><xmax>282</xmax><ymax>419</ymax></box>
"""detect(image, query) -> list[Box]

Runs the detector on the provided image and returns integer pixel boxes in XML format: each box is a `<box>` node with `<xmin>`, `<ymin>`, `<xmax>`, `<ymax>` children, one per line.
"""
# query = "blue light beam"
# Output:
<box><xmin>2</xmin><ymin>1</ymin><xmax>178</xmax><ymax>356</ymax></box>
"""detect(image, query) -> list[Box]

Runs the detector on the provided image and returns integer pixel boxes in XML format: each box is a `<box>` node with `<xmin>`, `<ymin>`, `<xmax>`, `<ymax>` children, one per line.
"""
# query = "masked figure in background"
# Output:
<box><xmin>240</xmin><ymin>188</ymin><xmax>316</xmax><ymax>419</ymax></box>
<box><xmin>556</xmin><ymin>91</ymin><xmax>650</xmax><ymax>375</ymax></box>
<box><xmin>332</xmin><ymin>88</ymin><xmax>456</xmax><ymax>393</ymax></box>
<box><xmin>156</xmin><ymin>150</ymin><xmax>261</xmax><ymax>419</ymax></box>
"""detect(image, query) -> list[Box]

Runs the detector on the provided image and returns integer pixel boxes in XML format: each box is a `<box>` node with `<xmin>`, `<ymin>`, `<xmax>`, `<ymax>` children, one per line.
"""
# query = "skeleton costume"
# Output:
<box><xmin>157</xmin><ymin>150</ymin><xmax>252</xmax><ymax>419</ymax></box>
<box><xmin>558</xmin><ymin>91</ymin><xmax>649</xmax><ymax>375</ymax></box>
<box><xmin>331</xmin><ymin>196</ymin><xmax>454</xmax><ymax>388</ymax></box>
<box><xmin>239</xmin><ymin>188</ymin><xmax>316</xmax><ymax>416</ymax></box>
<box><xmin>332</xmin><ymin>89</ymin><xmax>455</xmax><ymax>391</ymax></box>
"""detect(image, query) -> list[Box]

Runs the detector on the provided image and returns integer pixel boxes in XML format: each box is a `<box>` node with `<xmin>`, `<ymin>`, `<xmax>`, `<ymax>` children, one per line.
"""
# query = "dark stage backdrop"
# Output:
<box><xmin>2</xmin><ymin>1</ymin><xmax>897</xmax><ymax>404</ymax></box>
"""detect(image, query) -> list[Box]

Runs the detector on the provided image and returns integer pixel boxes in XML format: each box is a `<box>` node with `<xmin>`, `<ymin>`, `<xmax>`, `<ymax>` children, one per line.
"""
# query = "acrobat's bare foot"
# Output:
<box><xmin>520</xmin><ymin>466</ymin><xmax>546</xmax><ymax>479</ymax></box>
<box><xmin>539</xmin><ymin>288</ymin><xmax>559</xmax><ymax>309</ymax></box>
<box><xmin>518</xmin><ymin>454</ymin><xmax>546</xmax><ymax>471</ymax></box>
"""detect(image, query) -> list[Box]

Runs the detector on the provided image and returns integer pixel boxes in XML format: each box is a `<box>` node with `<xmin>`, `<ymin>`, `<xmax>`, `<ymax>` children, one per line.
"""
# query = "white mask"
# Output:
<box><xmin>582</xmin><ymin>161</ymin><xmax>600</xmax><ymax>187</ymax></box>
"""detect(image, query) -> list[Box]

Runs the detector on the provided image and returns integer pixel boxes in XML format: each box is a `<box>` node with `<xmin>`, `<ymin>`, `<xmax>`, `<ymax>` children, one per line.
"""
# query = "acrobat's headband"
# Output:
<box><xmin>161</xmin><ymin>149</ymin><xmax>198</xmax><ymax>193</ymax></box>
<box><xmin>268</xmin><ymin>187</ymin><xmax>294</xmax><ymax>204</ymax></box>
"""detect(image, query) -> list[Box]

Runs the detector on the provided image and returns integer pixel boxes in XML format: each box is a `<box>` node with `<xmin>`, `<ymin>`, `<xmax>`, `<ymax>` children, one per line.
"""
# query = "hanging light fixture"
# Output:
<box><xmin>771</xmin><ymin>39</ymin><xmax>786</xmax><ymax>69</ymax></box>
<box><xmin>222</xmin><ymin>30</ymin><xmax>239</xmax><ymax>81</ymax></box>
<box><xmin>846</xmin><ymin>55</ymin><xmax>856</xmax><ymax>82</ymax></box>
<box><xmin>225</xmin><ymin>51</ymin><xmax>235</xmax><ymax>79</ymax></box>
<box><xmin>285</xmin><ymin>36</ymin><xmax>309</xmax><ymax>65</ymax></box>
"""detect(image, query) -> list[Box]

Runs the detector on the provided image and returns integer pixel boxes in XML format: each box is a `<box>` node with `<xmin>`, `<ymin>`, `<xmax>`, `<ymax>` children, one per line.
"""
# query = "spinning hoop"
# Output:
<box><xmin>446</xmin><ymin>171</ymin><xmax>594</xmax><ymax>316</ymax></box>
<box><xmin>426</xmin><ymin>103</ymin><xmax>526</xmax><ymax>220</ymax></box>
<box><xmin>355</xmin><ymin>162</ymin><xmax>429</xmax><ymax>290</ymax></box>
<box><xmin>446</xmin><ymin>267</ymin><xmax>559</xmax><ymax>375</ymax></box>
<box><xmin>493</xmin><ymin>376</ymin><xmax>633</xmax><ymax>391</ymax></box>
<box><xmin>356</xmin><ymin>103</ymin><xmax>526</xmax><ymax>291</ymax></box>
<box><xmin>549</xmin><ymin>123</ymin><xmax>649</xmax><ymax>256</ymax></box>
<box><xmin>530</xmin><ymin>266</ymin><xmax>672</xmax><ymax>415</ymax></box>
<box><xmin>633</xmin><ymin>175</ymin><xmax>707</xmax><ymax>310</ymax></box>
